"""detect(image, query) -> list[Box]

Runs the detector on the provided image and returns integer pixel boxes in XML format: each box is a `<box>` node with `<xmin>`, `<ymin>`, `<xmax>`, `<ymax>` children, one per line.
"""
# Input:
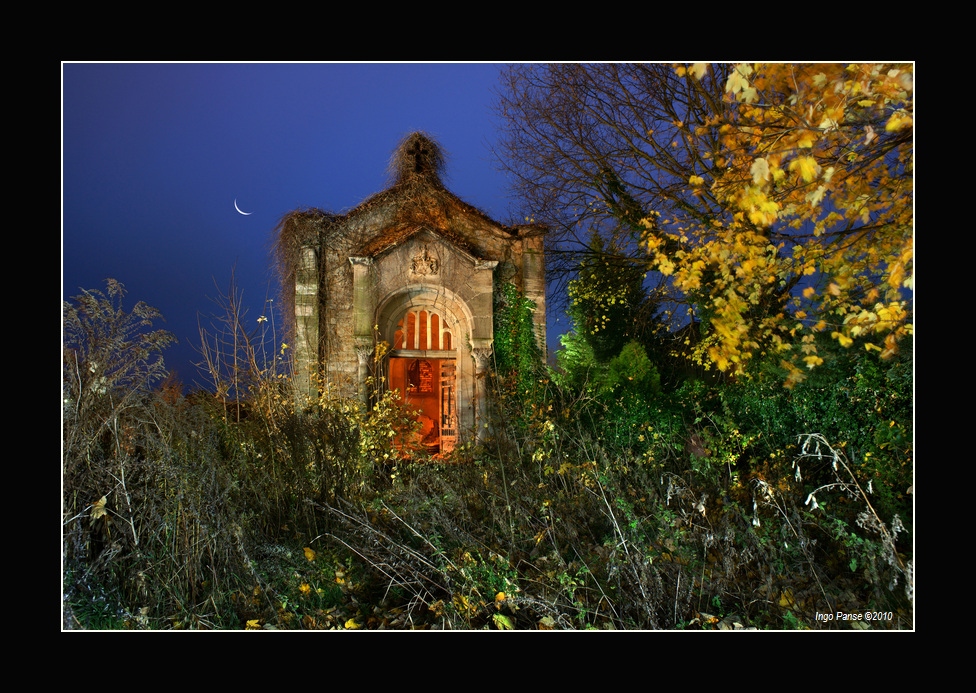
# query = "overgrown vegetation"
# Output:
<box><xmin>64</xmin><ymin>64</ymin><xmax>911</xmax><ymax>630</ymax></box>
<box><xmin>63</xmin><ymin>274</ymin><xmax>911</xmax><ymax>630</ymax></box>
<box><xmin>495</xmin><ymin>63</ymin><xmax>913</xmax><ymax>384</ymax></box>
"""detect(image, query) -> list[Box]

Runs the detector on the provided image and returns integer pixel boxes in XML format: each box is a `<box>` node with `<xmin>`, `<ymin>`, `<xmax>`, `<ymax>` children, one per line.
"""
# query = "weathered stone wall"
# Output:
<box><xmin>288</xmin><ymin>143</ymin><xmax>546</xmax><ymax>440</ymax></box>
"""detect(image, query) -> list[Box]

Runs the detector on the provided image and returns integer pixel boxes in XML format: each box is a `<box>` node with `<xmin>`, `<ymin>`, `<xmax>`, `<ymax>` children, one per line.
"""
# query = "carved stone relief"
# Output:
<box><xmin>411</xmin><ymin>245</ymin><xmax>439</xmax><ymax>276</ymax></box>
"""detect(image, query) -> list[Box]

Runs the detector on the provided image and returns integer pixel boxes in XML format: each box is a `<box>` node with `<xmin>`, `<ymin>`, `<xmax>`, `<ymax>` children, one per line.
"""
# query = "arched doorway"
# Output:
<box><xmin>387</xmin><ymin>307</ymin><xmax>458</xmax><ymax>454</ymax></box>
<box><xmin>373</xmin><ymin>284</ymin><xmax>492</xmax><ymax>453</ymax></box>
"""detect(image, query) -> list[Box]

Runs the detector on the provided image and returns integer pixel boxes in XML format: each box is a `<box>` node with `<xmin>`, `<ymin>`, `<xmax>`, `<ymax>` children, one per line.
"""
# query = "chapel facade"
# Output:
<box><xmin>276</xmin><ymin>133</ymin><xmax>545</xmax><ymax>453</ymax></box>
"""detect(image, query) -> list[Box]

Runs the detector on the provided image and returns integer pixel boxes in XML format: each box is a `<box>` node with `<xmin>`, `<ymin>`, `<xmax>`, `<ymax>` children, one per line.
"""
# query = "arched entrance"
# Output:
<box><xmin>375</xmin><ymin>288</ymin><xmax>480</xmax><ymax>455</ymax></box>
<box><xmin>388</xmin><ymin>308</ymin><xmax>458</xmax><ymax>454</ymax></box>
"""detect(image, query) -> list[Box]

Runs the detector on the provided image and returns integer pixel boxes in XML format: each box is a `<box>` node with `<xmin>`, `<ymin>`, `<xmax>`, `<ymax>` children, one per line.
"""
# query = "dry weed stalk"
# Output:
<box><xmin>794</xmin><ymin>433</ymin><xmax>913</xmax><ymax>602</ymax></box>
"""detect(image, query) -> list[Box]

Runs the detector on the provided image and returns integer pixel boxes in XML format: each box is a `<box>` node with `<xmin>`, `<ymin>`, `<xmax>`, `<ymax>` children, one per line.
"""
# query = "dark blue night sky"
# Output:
<box><xmin>63</xmin><ymin>63</ymin><xmax>567</xmax><ymax>387</ymax></box>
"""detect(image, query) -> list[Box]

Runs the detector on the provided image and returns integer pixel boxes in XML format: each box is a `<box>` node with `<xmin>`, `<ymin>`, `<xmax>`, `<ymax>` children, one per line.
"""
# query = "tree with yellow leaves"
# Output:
<box><xmin>496</xmin><ymin>63</ymin><xmax>913</xmax><ymax>384</ymax></box>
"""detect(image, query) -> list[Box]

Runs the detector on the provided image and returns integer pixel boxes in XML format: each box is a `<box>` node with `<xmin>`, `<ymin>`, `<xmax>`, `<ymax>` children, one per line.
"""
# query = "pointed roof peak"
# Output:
<box><xmin>389</xmin><ymin>132</ymin><xmax>446</xmax><ymax>185</ymax></box>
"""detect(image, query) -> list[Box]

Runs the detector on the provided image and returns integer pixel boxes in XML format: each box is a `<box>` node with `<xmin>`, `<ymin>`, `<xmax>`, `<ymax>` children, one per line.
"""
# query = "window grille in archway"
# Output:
<box><xmin>389</xmin><ymin>308</ymin><xmax>458</xmax><ymax>454</ymax></box>
<box><xmin>394</xmin><ymin>309</ymin><xmax>453</xmax><ymax>352</ymax></box>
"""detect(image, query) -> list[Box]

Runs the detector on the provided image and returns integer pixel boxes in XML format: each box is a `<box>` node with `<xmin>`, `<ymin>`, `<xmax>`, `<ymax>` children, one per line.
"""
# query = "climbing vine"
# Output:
<box><xmin>491</xmin><ymin>282</ymin><xmax>545</xmax><ymax>429</ymax></box>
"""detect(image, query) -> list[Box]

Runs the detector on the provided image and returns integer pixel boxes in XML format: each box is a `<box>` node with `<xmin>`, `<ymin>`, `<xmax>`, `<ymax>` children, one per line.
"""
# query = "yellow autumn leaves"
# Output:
<box><xmin>674</xmin><ymin>63</ymin><xmax>709</xmax><ymax>81</ymax></box>
<box><xmin>90</xmin><ymin>496</ymin><xmax>108</xmax><ymax>521</ymax></box>
<box><xmin>644</xmin><ymin>220</ymin><xmax>787</xmax><ymax>374</ymax></box>
<box><xmin>654</xmin><ymin>63</ymin><xmax>913</xmax><ymax>382</ymax></box>
<box><xmin>725</xmin><ymin>63</ymin><xmax>758</xmax><ymax>103</ymax></box>
<box><xmin>885</xmin><ymin>110</ymin><xmax>913</xmax><ymax>133</ymax></box>
<box><xmin>789</xmin><ymin>156</ymin><xmax>821</xmax><ymax>184</ymax></box>
<box><xmin>734</xmin><ymin>186</ymin><xmax>782</xmax><ymax>227</ymax></box>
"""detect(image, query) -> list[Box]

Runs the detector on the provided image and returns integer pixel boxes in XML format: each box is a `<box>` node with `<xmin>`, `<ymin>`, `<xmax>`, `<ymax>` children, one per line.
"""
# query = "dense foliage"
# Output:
<box><xmin>496</xmin><ymin>63</ymin><xmax>913</xmax><ymax>385</ymax></box>
<box><xmin>64</xmin><ymin>274</ymin><xmax>912</xmax><ymax>630</ymax></box>
<box><xmin>64</xmin><ymin>63</ymin><xmax>912</xmax><ymax>630</ymax></box>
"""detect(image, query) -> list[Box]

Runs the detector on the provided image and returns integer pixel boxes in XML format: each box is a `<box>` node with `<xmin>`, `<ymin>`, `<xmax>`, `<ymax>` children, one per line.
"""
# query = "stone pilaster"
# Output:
<box><xmin>294</xmin><ymin>246</ymin><xmax>319</xmax><ymax>404</ymax></box>
<box><xmin>355</xmin><ymin>338</ymin><xmax>374</xmax><ymax>404</ymax></box>
<box><xmin>349</xmin><ymin>257</ymin><xmax>374</xmax><ymax>340</ymax></box>
<box><xmin>520</xmin><ymin>230</ymin><xmax>547</xmax><ymax>358</ymax></box>
<box><xmin>471</xmin><ymin>344</ymin><xmax>493</xmax><ymax>442</ymax></box>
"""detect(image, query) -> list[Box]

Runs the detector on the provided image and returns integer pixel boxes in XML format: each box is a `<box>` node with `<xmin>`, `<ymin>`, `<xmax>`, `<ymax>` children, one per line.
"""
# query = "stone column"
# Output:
<box><xmin>349</xmin><ymin>257</ymin><xmax>374</xmax><ymax>338</ymax></box>
<box><xmin>294</xmin><ymin>246</ymin><xmax>319</xmax><ymax>405</ymax></box>
<box><xmin>355</xmin><ymin>338</ymin><xmax>374</xmax><ymax>405</ymax></box>
<box><xmin>349</xmin><ymin>256</ymin><xmax>375</xmax><ymax>403</ymax></box>
<box><xmin>471</xmin><ymin>344</ymin><xmax>493</xmax><ymax>443</ymax></box>
<box><xmin>519</xmin><ymin>229</ymin><xmax>547</xmax><ymax>359</ymax></box>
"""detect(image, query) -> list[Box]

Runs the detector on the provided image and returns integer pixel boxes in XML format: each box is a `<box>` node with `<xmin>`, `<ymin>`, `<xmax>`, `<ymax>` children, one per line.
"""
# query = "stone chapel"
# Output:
<box><xmin>276</xmin><ymin>133</ymin><xmax>546</xmax><ymax>453</ymax></box>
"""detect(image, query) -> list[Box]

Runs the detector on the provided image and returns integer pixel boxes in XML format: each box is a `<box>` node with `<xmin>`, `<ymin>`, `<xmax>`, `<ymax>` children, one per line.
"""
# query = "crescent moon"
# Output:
<box><xmin>234</xmin><ymin>198</ymin><xmax>253</xmax><ymax>216</ymax></box>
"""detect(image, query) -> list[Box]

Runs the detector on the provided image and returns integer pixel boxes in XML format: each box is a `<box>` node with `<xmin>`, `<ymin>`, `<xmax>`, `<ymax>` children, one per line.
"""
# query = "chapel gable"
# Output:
<box><xmin>275</xmin><ymin>133</ymin><xmax>545</xmax><ymax>450</ymax></box>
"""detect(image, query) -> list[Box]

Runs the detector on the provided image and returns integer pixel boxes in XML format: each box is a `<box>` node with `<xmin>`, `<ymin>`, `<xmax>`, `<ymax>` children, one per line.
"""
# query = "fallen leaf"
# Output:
<box><xmin>493</xmin><ymin>613</ymin><xmax>514</xmax><ymax>630</ymax></box>
<box><xmin>90</xmin><ymin>496</ymin><xmax>108</xmax><ymax>521</ymax></box>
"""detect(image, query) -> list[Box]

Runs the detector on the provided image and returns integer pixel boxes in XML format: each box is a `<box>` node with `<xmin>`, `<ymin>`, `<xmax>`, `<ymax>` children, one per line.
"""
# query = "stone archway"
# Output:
<box><xmin>374</xmin><ymin>286</ymin><xmax>489</xmax><ymax>451</ymax></box>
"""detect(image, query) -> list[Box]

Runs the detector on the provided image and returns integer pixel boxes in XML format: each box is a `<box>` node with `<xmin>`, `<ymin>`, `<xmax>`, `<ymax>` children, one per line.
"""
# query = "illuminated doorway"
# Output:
<box><xmin>388</xmin><ymin>308</ymin><xmax>458</xmax><ymax>454</ymax></box>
